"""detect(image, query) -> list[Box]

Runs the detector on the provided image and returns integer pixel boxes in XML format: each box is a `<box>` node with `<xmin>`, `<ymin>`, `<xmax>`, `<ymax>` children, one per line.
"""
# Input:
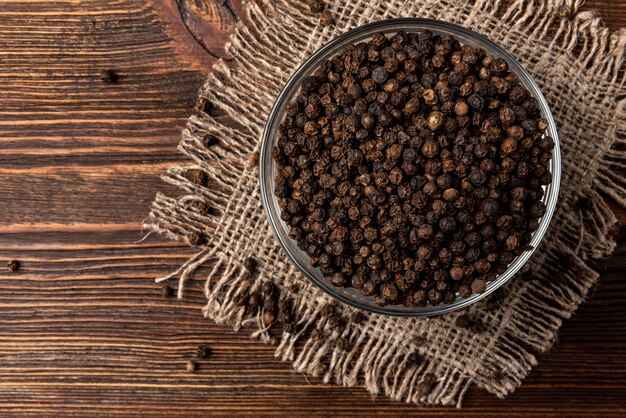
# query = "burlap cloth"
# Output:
<box><xmin>145</xmin><ymin>0</ymin><xmax>626</xmax><ymax>407</ymax></box>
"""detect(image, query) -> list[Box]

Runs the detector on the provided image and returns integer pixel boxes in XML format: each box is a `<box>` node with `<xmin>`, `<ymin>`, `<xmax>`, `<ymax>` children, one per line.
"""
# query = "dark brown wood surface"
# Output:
<box><xmin>0</xmin><ymin>1</ymin><xmax>624</xmax><ymax>416</ymax></box>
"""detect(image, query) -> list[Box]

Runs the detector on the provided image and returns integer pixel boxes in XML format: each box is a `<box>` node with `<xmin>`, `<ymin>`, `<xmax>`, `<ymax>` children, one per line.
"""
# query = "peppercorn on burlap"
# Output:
<box><xmin>145</xmin><ymin>0</ymin><xmax>626</xmax><ymax>407</ymax></box>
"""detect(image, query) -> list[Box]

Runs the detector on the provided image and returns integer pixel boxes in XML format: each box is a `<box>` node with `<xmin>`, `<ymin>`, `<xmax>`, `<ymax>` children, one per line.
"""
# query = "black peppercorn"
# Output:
<box><xmin>455</xmin><ymin>314</ymin><xmax>471</xmax><ymax>328</ymax></box>
<box><xmin>100</xmin><ymin>69</ymin><xmax>119</xmax><ymax>83</ymax></box>
<box><xmin>196</xmin><ymin>345</ymin><xmax>212</xmax><ymax>359</ymax></box>
<box><xmin>406</xmin><ymin>351</ymin><xmax>422</xmax><ymax>366</ymax></box>
<box><xmin>330</xmin><ymin>271</ymin><xmax>347</xmax><ymax>287</ymax></box>
<box><xmin>186</xmin><ymin>360</ymin><xmax>198</xmax><ymax>373</ymax></box>
<box><xmin>530</xmin><ymin>201</ymin><xmax>547</xmax><ymax>218</ymax></box>
<box><xmin>7</xmin><ymin>260</ymin><xmax>19</xmax><ymax>272</ymax></box>
<box><xmin>319</xmin><ymin>10</ymin><xmax>333</xmax><ymax>26</ymax></box>
<box><xmin>308</xmin><ymin>0</ymin><xmax>325</xmax><ymax>12</ymax></box>
<box><xmin>162</xmin><ymin>285</ymin><xmax>174</xmax><ymax>298</ymax></box>
<box><xmin>471</xmin><ymin>278</ymin><xmax>487</xmax><ymax>293</ymax></box>
<box><xmin>372</xmin><ymin>66</ymin><xmax>388</xmax><ymax>84</ymax></box>
<box><xmin>243</xmin><ymin>257</ymin><xmax>257</xmax><ymax>275</ymax></box>
<box><xmin>263</xmin><ymin>310</ymin><xmax>276</xmax><ymax>327</ymax></box>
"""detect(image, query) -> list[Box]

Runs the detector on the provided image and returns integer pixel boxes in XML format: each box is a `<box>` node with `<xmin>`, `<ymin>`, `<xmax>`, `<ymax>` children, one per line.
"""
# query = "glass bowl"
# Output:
<box><xmin>259</xmin><ymin>18</ymin><xmax>561</xmax><ymax>316</ymax></box>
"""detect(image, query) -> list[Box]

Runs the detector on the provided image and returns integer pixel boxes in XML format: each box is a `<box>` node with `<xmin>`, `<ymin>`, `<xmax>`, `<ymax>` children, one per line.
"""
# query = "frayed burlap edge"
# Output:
<box><xmin>144</xmin><ymin>0</ymin><xmax>626</xmax><ymax>407</ymax></box>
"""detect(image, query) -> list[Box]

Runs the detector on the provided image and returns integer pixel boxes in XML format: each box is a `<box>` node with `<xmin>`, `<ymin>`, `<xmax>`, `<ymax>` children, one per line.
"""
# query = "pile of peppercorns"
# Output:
<box><xmin>272</xmin><ymin>31</ymin><xmax>554</xmax><ymax>307</ymax></box>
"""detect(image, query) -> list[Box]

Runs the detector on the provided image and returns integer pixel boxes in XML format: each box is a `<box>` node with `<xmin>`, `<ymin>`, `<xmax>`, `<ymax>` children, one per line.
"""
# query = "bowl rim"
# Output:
<box><xmin>259</xmin><ymin>17</ymin><xmax>561</xmax><ymax>317</ymax></box>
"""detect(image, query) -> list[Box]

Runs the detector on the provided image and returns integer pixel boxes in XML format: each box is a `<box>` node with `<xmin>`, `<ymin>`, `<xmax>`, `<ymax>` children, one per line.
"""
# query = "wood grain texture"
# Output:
<box><xmin>0</xmin><ymin>0</ymin><xmax>624</xmax><ymax>416</ymax></box>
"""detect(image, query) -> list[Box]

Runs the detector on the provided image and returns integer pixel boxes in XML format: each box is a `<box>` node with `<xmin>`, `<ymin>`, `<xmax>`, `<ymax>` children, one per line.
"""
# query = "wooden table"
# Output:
<box><xmin>0</xmin><ymin>1</ymin><xmax>624</xmax><ymax>416</ymax></box>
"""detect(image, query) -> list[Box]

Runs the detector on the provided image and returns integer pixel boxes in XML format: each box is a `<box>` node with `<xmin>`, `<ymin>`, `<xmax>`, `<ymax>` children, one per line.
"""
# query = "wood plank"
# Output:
<box><xmin>0</xmin><ymin>0</ymin><xmax>624</xmax><ymax>415</ymax></box>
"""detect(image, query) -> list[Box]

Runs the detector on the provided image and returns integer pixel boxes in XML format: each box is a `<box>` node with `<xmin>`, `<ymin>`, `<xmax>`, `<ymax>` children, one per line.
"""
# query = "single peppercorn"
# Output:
<box><xmin>471</xmin><ymin>278</ymin><xmax>487</xmax><ymax>294</ymax></box>
<box><xmin>196</xmin><ymin>345</ymin><xmax>212</xmax><ymax>359</ymax></box>
<box><xmin>454</xmin><ymin>101</ymin><xmax>469</xmax><ymax>116</ymax></box>
<box><xmin>422</xmin><ymin>139</ymin><xmax>439</xmax><ymax>158</ymax></box>
<box><xmin>455</xmin><ymin>314</ymin><xmax>472</xmax><ymax>329</ymax></box>
<box><xmin>422</xmin><ymin>88</ymin><xmax>438</xmax><ymax>105</ymax></box>
<box><xmin>247</xmin><ymin>151</ymin><xmax>260</xmax><ymax>169</ymax></box>
<box><xmin>186</xmin><ymin>360</ymin><xmax>198</xmax><ymax>373</ymax></box>
<box><xmin>319</xmin><ymin>10</ymin><xmax>333</xmax><ymax>26</ymax></box>
<box><xmin>203</xmin><ymin>134</ymin><xmax>219</xmax><ymax>148</ymax></box>
<box><xmin>458</xmin><ymin>284</ymin><xmax>472</xmax><ymax>298</ymax></box>
<box><xmin>263</xmin><ymin>310</ymin><xmax>276</xmax><ymax>327</ymax></box>
<box><xmin>450</xmin><ymin>266</ymin><xmax>464</xmax><ymax>281</ymax></box>
<box><xmin>7</xmin><ymin>260</ymin><xmax>19</xmax><ymax>272</ymax></box>
<box><xmin>501</xmin><ymin>137</ymin><xmax>517</xmax><ymax>155</ymax></box>
<box><xmin>372</xmin><ymin>66</ymin><xmax>388</xmax><ymax>84</ymax></box>
<box><xmin>308</xmin><ymin>0</ymin><xmax>325</xmax><ymax>13</ymax></box>
<box><xmin>327</xmin><ymin>314</ymin><xmax>342</xmax><ymax>329</ymax></box>
<box><xmin>330</xmin><ymin>271</ymin><xmax>347</xmax><ymax>287</ymax></box>
<box><xmin>162</xmin><ymin>285</ymin><xmax>174</xmax><ymax>298</ymax></box>
<box><xmin>243</xmin><ymin>257</ymin><xmax>257</xmax><ymax>274</ymax></box>
<box><xmin>406</xmin><ymin>351</ymin><xmax>422</xmax><ymax>366</ymax></box>
<box><xmin>427</xmin><ymin>111</ymin><xmax>445</xmax><ymax>130</ymax></box>
<box><xmin>413</xmin><ymin>335</ymin><xmax>427</xmax><ymax>346</ymax></box>
<box><xmin>418</xmin><ymin>373</ymin><xmax>437</xmax><ymax>394</ymax></box>
<box><xmin>352</xmin><ymin>311</ymin><xmax>367</xmax><ymax>324</ymax></box>
<box><xmin>100</xmin><ymin>69</ymin><xmax>119</xmax><ymax>83</ymax></box>
<box><xmin>189</xmin><ymin>169</ymin><xmax>208</xmax><ymax>185</ymax></box>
